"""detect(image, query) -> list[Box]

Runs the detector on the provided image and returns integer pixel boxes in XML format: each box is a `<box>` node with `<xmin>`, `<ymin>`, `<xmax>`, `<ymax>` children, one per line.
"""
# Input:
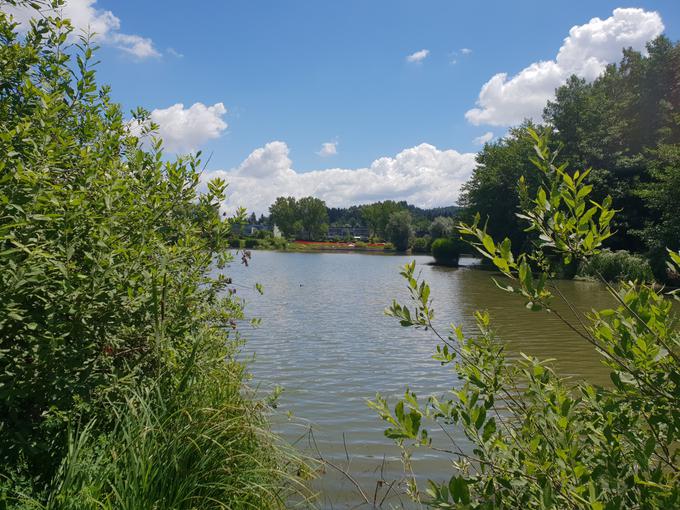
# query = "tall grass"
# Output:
<box><xmin>578</xmin><ymin>249</ymin><xmax>654</xmax><ymax>283</ymax></box>
<box><xmin>13</xmin><ymin>379</ymin><xmax>310</xmax><ymax>510</ymax></box>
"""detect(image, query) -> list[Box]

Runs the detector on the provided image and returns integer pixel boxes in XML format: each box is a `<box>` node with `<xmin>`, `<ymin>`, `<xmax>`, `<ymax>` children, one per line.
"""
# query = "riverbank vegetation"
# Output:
<box><xmin>578</xmin><ymin>249</ymin><xmax>654</xmax><ymax>284</ymax></box>
<box><xmin>373</xmin><ymin>130</ymin><xmax>679</xmax><ymax>508</ymax></box>
<box><xmin>460</xmin><ymin>36</ymin><xmax>680</xmax><ymax>285</ymax></box>
<box><xmin>244</xmin><ymin>198</ymin><xmax>463</xmax><ymax>258</ymax></box>
<box><xmin>0</xmin><ymin>4</ymin><xmax>305</xmax><ymax>507</ymax></box>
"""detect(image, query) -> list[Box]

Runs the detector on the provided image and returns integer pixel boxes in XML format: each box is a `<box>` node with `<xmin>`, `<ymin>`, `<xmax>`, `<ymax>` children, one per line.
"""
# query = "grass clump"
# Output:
<box><xmin>579</xmin><ymin>249</ymin><xmax>654</xmax><ymax>283</ymax></box>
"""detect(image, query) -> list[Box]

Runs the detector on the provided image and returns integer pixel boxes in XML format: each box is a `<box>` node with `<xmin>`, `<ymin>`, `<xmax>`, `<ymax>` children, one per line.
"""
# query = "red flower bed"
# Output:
<box><xmin>293</xmin><ymin>240</ymin><xmax>385</xmax><ymax>248</ymax></box>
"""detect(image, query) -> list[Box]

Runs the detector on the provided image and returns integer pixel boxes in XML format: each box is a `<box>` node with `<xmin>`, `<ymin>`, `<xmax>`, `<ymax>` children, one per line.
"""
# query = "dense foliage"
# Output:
<box><xmin>373</xmin><ymin>131</ymin><xmax>679</xmax><ymax>508</ymax></box>
<box><xmin>579</xmin><ymin>249</ymin><xmax>654</xmax><ymax>283</ymax></box>
<box><xmin>327</xmin><ymin>202</ymin><xmax>459</xmax><ymax>233</ymax></box>
<box><xmin>384</xmin><ymin>210</ymin><xmax>414</xmax><ymax>251</ymax></box>
<box><xmin>430</xmin><ymin>238</ymin><xmax>461</xmax><ymax>267</ymax></box>
<box><xmin>268</xmin><ymin>195</ymin><xmax>328</xmax><ymax>240</ymax></box>
<box><xmin>429</xmin><ymin>216</ymin><xmax>456</xmax><ymax>239</ymax></box>
<box><xmin>461</xmin><ymin>37</ymin><xmax>680</xmax><ymax>281</ymax></box>
<box><xmin>0</xmin><ymin>4</ymin><xmax>300</xmax><ymax>507</ymax></box>
<box><xmin>459</xmin><ymin>123</ymin><xmax>545</xmax><ymax>253</ymax></box>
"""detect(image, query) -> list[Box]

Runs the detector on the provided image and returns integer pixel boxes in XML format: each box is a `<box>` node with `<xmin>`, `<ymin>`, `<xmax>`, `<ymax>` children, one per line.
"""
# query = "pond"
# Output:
<box><xmin>227</xmin><ymin>250</ymin><xmax>615</xmax><ymax>508</ymax></box>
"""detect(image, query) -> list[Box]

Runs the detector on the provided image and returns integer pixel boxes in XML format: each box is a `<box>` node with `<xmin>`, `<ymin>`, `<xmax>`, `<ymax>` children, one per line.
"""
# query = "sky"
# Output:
<box><xmin>4</xmin><ymin>1</ymin><xmax>680</xmax><ymax>213</ymax></box>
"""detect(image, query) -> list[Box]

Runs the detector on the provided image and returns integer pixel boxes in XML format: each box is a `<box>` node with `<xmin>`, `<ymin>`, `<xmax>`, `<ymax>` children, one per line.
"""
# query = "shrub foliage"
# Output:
<box><xmin>579</xmin><ymin>249</ymin><xmax>654</xmax><ymax>283</ymax></box>
<box><xmin>431</xmin><ymin>238</ymin><xmax>460</xmax><ymax>267</ymax></box>
<box><xmin>0</xmin><ymin>3</ymin><xmax>299</xmax><ymax>507</ymax></box>
<box><xmin>373</xmin><ymin>130</ymin><xmax>679</xmax><ymax>508</ymax></box>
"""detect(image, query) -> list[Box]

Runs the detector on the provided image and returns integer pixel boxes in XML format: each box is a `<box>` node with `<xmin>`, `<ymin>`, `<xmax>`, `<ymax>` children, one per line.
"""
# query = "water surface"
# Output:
<box><xmin>228</xmin><ymin>251</ymin><xmax>614</xmax><ymax>508</ymax></box>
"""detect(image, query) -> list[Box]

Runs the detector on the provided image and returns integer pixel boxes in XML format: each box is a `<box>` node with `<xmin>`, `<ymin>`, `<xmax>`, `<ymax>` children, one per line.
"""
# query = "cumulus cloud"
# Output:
<box><xmin>317</xmin><ymin>141</ymin><xmax>338</xmax><ymax>157</ymax></box>
<box><xmin>472</xmin><ymin>132</ymin><xmax>494</xmax><ymax>145</ymax></box>
<box><xmin>406</xmin><ymin>49</ymin><xmax>430</xmax><ymax>63</ymax></box>
<box><xmin>460</xmin><ymin>48</ymin><xmax>472</xmax><ymax>55</ymax></box>
<box><xmin>147</xmin><ymin>102</ymin><xmax>228</xmax><ymax>153</ymax></box>
<box><xmin>2</xmin><ymin>0</ymin><xmax>160</xmax><ymax>59</ymax></box>
<box><xmin>204</xmin><ymin>142</ymin><xmax>476</xmax><ymax>214</ymax></box>
<box><xmin>465</xmin><ymin>8</ymin><xmax>664</xmax><ymax>126</ymax></box>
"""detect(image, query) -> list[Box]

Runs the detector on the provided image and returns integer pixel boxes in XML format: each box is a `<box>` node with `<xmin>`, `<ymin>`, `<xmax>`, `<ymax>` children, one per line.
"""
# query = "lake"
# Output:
<box><xmin>227</xmin><ymin>250</ymin><xmax>615</xmax><ymax>508</ymax></box>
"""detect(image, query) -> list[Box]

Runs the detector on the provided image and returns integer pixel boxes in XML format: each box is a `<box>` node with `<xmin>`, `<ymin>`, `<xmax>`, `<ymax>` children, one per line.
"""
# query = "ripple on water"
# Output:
<box><xmin>225</xmin><ymin>251</ymin><xmax>614</xmax><ymax>508</ymax></box>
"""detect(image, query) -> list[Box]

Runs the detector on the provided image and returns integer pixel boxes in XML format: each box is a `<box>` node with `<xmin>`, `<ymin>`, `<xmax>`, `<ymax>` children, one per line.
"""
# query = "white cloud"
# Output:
<box><xmin>406</xmin><ymin>49</ymin><xmax>430</xmax><ymax>63</ymax></box>
<box><xmin>465</xmin><ymin>8</ymin><xmax>663</xmax><ymax>126</ymax></box>
<box><xmin>317</xmin><ymin>141</ymin><xmax>338</xmax><ymax>157</ymax></box>
<box><xmin>461</xmin><ymin>48</ymin><xmax>472</xmax><ymax>55</ymax></box>
<box><xmin>112</xmin><ymin>33</ymin><xmax>159</xmax><ymax>59</ymax></box>
<box><xmin>167</xmin><ymin>47</ymin><xmax>184</xmax><ymax>58</ymax></box>
<box><xmin>143</xmin><ymin>102</ymin><xmax>228</xmax><ymax>153</ymax></box>
<box><xmin>203</xmin><ymin>141</ymin><xmax>477</xmax><ymax>214</ymax></box>
<box><xmin>472</xmin><ymin>132</ymin><xmax>494</xmax><ymax>145</ymax></box>
<box><xmin>2</xmin><ymin>0</ymin><xmax>160</xmax><ymax>59</ymax></box>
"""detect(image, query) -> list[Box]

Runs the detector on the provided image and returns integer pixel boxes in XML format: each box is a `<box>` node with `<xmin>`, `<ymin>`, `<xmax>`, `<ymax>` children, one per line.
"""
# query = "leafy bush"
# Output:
<box><xmin>229</xmin><ymin>238</ymin><xmax>245</xmax><ymax>249</ymax></box>
<box><xmin>373</xmin><ymin>130</ymin><xmax>679</xmax><ymax>508</ymax></box>
<box><xmin>411</xmin><ymin>236</ymin><xmax>431</xmax><ymax>253</ymax></box>
<box><xmin>256</xmin><ymin>237</ymin><xmax>288</xmax><ymax>250</ymax></box>
<box><xmin>579</xmin><ymin>249</ymin><xmax>654</xmax><ymax>283</ymax></box>
<box><xmin>431</xmin><ymin>238</ymin><xmax>460</xmax><ymax>266</ymax></box>
<box><xmin>0</xmin><ymin>6</ymin><xmax>302</xmax><ymax>506</ymax></box>
<box><xmin>244</xmin><ymin>238</ymin><xmax>258</xmax><ymax>249</ymax></box>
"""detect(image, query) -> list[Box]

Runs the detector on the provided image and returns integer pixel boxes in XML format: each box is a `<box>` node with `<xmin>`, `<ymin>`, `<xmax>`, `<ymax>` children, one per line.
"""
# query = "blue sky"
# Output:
<box><xmin>97</xmin><ymin>1</ymin><xmax>679</xmax><ymax>169</ymax></box>
<box><xmin>5</xmin><ymin>1</ymin><xmax>679</xmax><ymax>212</ymax></box>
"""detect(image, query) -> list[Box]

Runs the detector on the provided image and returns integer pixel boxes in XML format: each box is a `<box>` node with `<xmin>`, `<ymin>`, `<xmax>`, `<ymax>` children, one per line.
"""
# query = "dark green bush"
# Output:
<box><xmin>256</xmin><ymin>237</ymin><xmax>287</xmax><ymax>250</ymax></box>
<box><xmin>579</xmin><ymin>249</ymin><xmax>654</xmax><ymax>283</ymax></box>
<box><xmin>431</xmin><ymin>238</ymin><xmax>460</xmax><ymax>266</ymax></box>
<box><xmin>411</xmin><ymin>236</ymin><xmax>431</xmax><ymax>253</ymax></box>
<box><xmin>229</xmin><ymin>238</ymin><xmax>245</xmax><ymax>249</ymax></box>
<box><xmin>244</xmin><ymin>238</ymin><xmax>258</xmax><ymax>249</ymax></box>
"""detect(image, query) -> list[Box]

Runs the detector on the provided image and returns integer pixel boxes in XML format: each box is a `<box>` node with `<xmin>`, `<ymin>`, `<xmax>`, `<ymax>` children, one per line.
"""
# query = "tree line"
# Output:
<box><xmin>460</xmin><ymin>35</ymin><xmax>680</xmax><ymax>283</ymax></box>
<box><xmin>265</xmin><ymin>196</ymin><xmax>459</xmax><ymax>246</ymax></box>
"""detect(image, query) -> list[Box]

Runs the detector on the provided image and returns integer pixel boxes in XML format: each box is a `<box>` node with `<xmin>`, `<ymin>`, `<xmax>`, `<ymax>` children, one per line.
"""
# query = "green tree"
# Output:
<box><xmin>429</xmin><ymin>216</ymin><xmax>455</xmax><ymax>239</ymax></box>
<box><xmin>268</xmin><ymin>196</ymin><xmax>299</xmax><ymax>238</ymax></box>
<box><xmin>297</xmin><ymin>196</ymin><xmax>328</xmax><ymax>241</ymax></box>
<box><xmin>372</xmin><ymin>130</ymin><xmax>679</xmax><ymax>508</ymax></box>
<box><xmin>385</xmin><ymin>210</ymin><xmax>414</xmax><ymax>251</ymax></box>
<box><xmin>362</xmin><ymin>200</ymin><xmax>405</xmax><ymax>239</ymax></box>
<box><xmin>544</xmin><ymin>36</ymin><xmax>680</xmax><ymax>252</ymax></box>
<box><xmin>459</xmin><ymin>123</ymin><xmax>545</xmax><ymax>252</ymax></box>
<box><xmin>636</xmin><ymin>144</ymin><xmax>680</xmax><ymax>282</ymax></box>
